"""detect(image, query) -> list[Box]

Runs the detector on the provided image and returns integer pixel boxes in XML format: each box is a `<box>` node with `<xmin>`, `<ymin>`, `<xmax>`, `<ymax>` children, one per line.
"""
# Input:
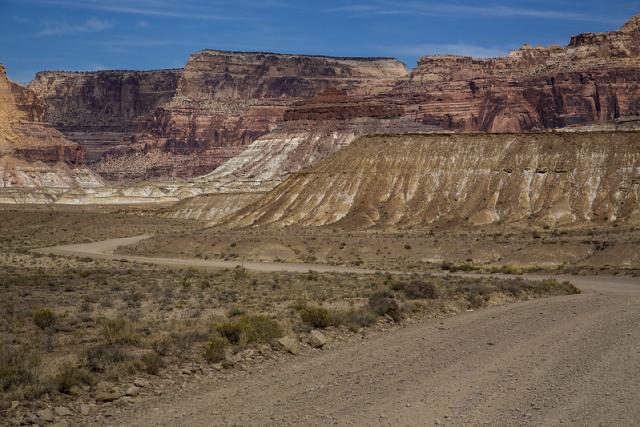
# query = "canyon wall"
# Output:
<box><xmin>28</xmin><ymin>69</ymin><xmax>182</xmax><ymax>161</ymax></box>
<box><xmin>93</xmin><ymin>50</ymin><xmax>409</xmax><ymax>181</ymax></box>
<box><xmin>392</xmin><ymin>15</ymin><xmax>640</xmax><ymax>132</ymax></box>
<box><xmin>224</xmin><ymin>132</ymin><xmax>640</xmax><ymax>229</ymax></box>
<box><xmin>0</xmin><ymin>64</ymin><xmax>105</xmax><ymax>202</ymax></box>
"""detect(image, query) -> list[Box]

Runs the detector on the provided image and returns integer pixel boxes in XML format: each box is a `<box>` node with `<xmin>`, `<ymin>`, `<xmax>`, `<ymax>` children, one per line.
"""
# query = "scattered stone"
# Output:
<box><xmin>96</xmin><ymin>391</ymin><xmax>124</xmax><ymax>403</ymax></box>
<box><xmin>54</xmin><ymin>406</ymin><xmax>72</xmax><ymax>417</ymax></box>
<box><xmin>67</xmin><ymin>385</ymin><xmax>82</xmax><ymax>396</ymax></box>
<box><xmin>212</xmin><ymin>363</ymin><xmax>224</xmax><ymax>371</ymax></box>
<box><xmin>36</xmin><ymin>408</ymin><xmax>54</xmax><ymax>422</ymax></box>
<box><xmin>126</xmin><ymin>385</ymin><xmax>140</xmax><ymax>397</ymax></box>
<box><xmin>277</xmin><ymin>336</ymin><xmax>301</xmax><ymax>355</ymax></box>
<box><xmin>80</xmin><ymin>404</ymin><xmax>91</xmax><ymax>416</ymax></box>
<box><xmin>134</xmin><ymin>378</ymin><xmax>150</xmax><ymax>388</ymax></box>
<box><xmin>309</xmin><ymin>330</ymin><xmax>328</xmax><ymax>348</ymax></box>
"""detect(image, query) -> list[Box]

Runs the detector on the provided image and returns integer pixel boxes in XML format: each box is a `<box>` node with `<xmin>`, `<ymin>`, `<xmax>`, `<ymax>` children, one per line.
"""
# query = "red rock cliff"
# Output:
<box><xmin>395</xmin><ymin>14</ymin><xmax>640</xmax><ymax>132</ymax></box>
<box><xmin>95</xmin><ymin>51</ymin><xmax>409</xmax><ymax>181</ymax></box>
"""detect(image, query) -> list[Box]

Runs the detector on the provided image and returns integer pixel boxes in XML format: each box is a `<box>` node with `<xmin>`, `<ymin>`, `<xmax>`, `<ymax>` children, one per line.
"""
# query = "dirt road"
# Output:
<box><xmin>34</xmin><ymin>235</ymin><xmax>379</xmax><ymax>274</ymax></box>
<box><xmin>37</xmin><ymin>237</ymin><xmax>640</xmax><ymax>426</ymax></box>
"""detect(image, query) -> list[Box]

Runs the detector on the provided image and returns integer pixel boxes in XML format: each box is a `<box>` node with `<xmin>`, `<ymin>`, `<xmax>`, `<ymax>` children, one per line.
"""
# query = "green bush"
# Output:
<box><xmin>204</xmin><ymin>336</ymin><xmax>229</xmax><ymax>363</ymax></box>
<box><xmin>214</xmin><ymin>315</ymin><xmax>284</xmax><ymax>346</ymax></box>
<box><xmin>300</xmin><ymin>306</ymin><xmax>334</xmax><ymax>329</ymax></box>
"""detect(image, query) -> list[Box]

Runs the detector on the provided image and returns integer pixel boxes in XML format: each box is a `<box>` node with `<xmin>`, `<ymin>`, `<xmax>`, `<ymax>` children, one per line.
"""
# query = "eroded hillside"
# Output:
<box><xmin>225</xmin><ymin>132</ymin><xmax>640</xmax><ymax>229</ymax></box>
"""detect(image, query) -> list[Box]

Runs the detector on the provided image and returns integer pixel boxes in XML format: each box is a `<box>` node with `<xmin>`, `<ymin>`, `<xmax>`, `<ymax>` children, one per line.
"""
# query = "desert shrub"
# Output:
<box><xmin>141</xmin><ymin>353</ymin><xmax>164</xmax><ymax>375</ymax></box>
<box><xmin>85</xmin><ymin>344</ymin><xmax>131</xmax><ymax>372</ymax></box>
<box><xmin>214</xmin><ymin>315</ymin><xmax>283</xmax><ymax>346</ymax></box>
<box><xmin>151</xmin><ymin>334</ymin><xmax>174</xmax><ymax>356</ymax></box>
<box><xmin>299</xmin><ymin>306</ymin><xmax>334</xmax><ymax>329</ymax></box>
<box><xmin>488</xmin><ymin>265</ymin><xmax>522</xmax><ymax>275</ymax></box>
<box><xmin>53</xmin><ymin>364</ymin><xmax>95</xmax><ymax>393</ymax></box>
<box><xmin>226</xmin><ymin>305</ymin><xmax>247</xmax><ymax>318</ymax></box>
<box><xmin>533</xmin><ymin>279</ymin><xmax>581</xmax><ymax>295</ymax></box>
<box><xmin>32</xmin><ymin>309</ymin><xmax>56</xmax><ymax>331</ymax></box>
<box><xmin>204</xmin><ymin>336</ymin><xmax>229</xmax><ymax>363</ymax></box>
<box><xmin>100</xmin><ymin>317</ymin><xmax>139</xmax><ymax>345</ymax></box>
<box><xmin>456</xmin><ymin>282</ymin><xmax>493</xmax><ymax>308</ymax></box>
<box><xmin>340</xmin><ymin>308</ymin><xmax>378</xmax><ymax>329</ymax></box>
<box><xmin>368</xmin><ymin>291</ymin><xmax>402</xmax><ymax>321</ymax></box>
<box><xmin>33</xmin><ymin>309</ymin><xmax>57</xmax><ymax>351</ymax></box>
<box><xmin>400</xmin><ymin>280</ymin><xmax>439</xmax><ymax>299</ymax></box>
<box><xmin>0</xmin><ymin>348</ymin><xmax>39</xmax><ymax>392</ymax></box>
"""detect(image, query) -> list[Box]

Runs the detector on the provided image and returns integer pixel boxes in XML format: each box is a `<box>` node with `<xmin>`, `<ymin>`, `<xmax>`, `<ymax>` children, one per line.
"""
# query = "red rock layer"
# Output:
<box><xmin>96</xmin><ymin>51</ymin><xmax>409</xmax><ymax>181</ymax></box>
<box><xmin>393</xmin><ymin>15</ymin><xmax>640</xmax><ymax>132</ymax></box>
<box><xmin>284</xmin><ymin>15</ymin><xmax>640</xmax><ymax>133</ymax></box>
<box><xmin>0</xmin><ymin>64</ymin><xmax>84</xmax><ymax>164</ymax></box>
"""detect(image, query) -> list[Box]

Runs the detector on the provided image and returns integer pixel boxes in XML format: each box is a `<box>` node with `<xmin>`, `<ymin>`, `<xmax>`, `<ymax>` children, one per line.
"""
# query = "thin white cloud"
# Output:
<box><xmin>37</xmin><ymin>17</ymin><xmax>113</xmax><ymax>36</ymax></box>
<box><xmin>136</xmin><ymin>20</ymin><xmax>150</xmax><ymax>28</ymax></box>
<box><xmin>325</xmin><ymin>1</ymin><xmax>622</xmax><ymax>24</ymax></box>
<box><xmin>18</xmin><ymin>0</ymin><xmax>272</xmax><ymax>21</ymax></box>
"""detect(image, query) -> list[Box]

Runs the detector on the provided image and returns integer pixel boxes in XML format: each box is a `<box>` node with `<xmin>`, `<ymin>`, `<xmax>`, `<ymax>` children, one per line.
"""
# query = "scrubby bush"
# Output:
<box><xmin>0</xmin><ymin>348</ymin><xmax>39</xmax><ymax>392</ymax></box>
<box><xmin>214</xmin><ymin>315</ymin><xmax>283</xmax><ymax>346</ymax></box>
<box><xmin>53</xmin><ymin>364</ymin><xmax>95</xmax><ymax>393</ymax></box>
<box><xmin>368</xmin><ymin>291</ymin><xmax>402</xmax><ymax>321</ymax></box>
<box><xmin>33</xmin><ymin>309</ymin><xmax>56</xmax><ymax>331</ymax></box>
<box><xmin>85</xmin><ymin>344</ymin><xmax>131</xmax><ymax>372</ymax></box>
<box><xmin>340</xmin><ymin>308</ymin><xmax>378</xmax><ymax>328</ymax></box>
<box><xmin>398</xmin><ymin>280</ymin><xmax>439</xmax><ymax>299</ymax></box>
<box><xmin>141</xmin><ymin>353</ymin><xmax>164</xmax><ymax>375</ymax></box>
<box><xmin>33</xmin><ymin>309</ymin><xmax>57</xmax><ymax>351</ymax></box>
<box><xmin>100</xmin><ymin>317</ymin><xmax>139</xmax><ymax>345</ymax></box>
<box><xmin>204</xmin><ymin>336</ymin><xmax>229</xmax><ymax>363</ymax></box>
<box><xmin>300</xmin><ymin>306</ymin><xmax>334</xmax><ymax>328</ymax></box>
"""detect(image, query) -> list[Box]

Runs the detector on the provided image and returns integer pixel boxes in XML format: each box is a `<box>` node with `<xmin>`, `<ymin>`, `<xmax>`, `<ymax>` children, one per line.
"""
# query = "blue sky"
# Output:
<box><xmin>1</xmin><ymin>0</ymin><xmax>638</xmax><ymax>83</ymax></box>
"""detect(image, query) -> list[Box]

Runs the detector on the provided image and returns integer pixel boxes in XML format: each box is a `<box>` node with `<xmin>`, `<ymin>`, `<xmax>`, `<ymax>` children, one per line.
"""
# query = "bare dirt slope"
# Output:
<box><xmin>100</xmin><ymin>274</ymin><xmax>639</xmax><ymax>427</ymax></box>
<box><xmin>225</xmin><ymin>132</ymin><xmax>640</xmax><ymax>229</ymax></box>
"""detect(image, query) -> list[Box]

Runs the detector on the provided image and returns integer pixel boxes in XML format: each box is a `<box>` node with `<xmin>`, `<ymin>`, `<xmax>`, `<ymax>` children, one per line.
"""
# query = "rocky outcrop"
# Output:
<box><xmin>0</xmin><ymin>64</ymin><xmax>105</xmax><ymax>202</ymax></box>
<box><xmin>96</xmin><ymin>51</ymin><xmax>409</xmax><ymax>181</ymax></box>
<box><xmin>29</xmin><ymin>69</ymin><xmax>182</xmax><ymax>130</ymax></box>
<box><xmin>393</xmin><ymin>15</ymin><xmax>640</xmax><ymax>132</ymax></box>
<box><xmin>28</xmin><ymin>69</ymin><xmax>182</xmax><ymax>161</ymax></box>
<box><xmin>163</xmin><ymin>118</ymin><xmax>436</xmax><ymax>223</ymax></box>
<box><xmin>223</xmin><ymin>132</ymin><xmax>640</xmax><ymax>229</ymax></box>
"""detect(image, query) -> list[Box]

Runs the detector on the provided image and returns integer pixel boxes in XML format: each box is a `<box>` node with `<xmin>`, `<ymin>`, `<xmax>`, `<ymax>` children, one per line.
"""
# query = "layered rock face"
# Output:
<box><xmin>166</xmin><ymin>117</ymin><xmax>435</xmax><ymax>222</ymax></box>
<box><xmin>224</xmin><ymin>132</ymin><xmax>640</xmax><ymax>229</ymax></box>
<box><xmin>29</xmin><ymin>69</ymin><xmax>182</xmax><ymax>161</ymax></box>
<box><xmin>393</xmin><ymin>16</ymin><xmax>640</xmax><ymax>132</ymax></box>
<box><xmin>95</xmin><ymin>50</ymin><xmax>409</xmax><ymax>181</ymax></box>
<box><xmin>0</xmin><ymin>64</ymin><xmax>105</xmax><ymax>203</ymax></box>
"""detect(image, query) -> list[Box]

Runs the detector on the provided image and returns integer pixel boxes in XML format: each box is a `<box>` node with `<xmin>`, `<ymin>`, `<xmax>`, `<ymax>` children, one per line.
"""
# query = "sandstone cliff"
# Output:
<box><xmin>223</xmin><ymin>132</ymin><xmax>640</xmax><ymax>229</ymax></box>
<box><xmin>0</xmin><ymin>64</ymin><xmax>105</xmax><ymax>201</ymax></box>
<box><xmin>28</xmin><ymin>69</ymin><xmax>182</xmax><ymax>161</ymax></box>
<box><xmin>393</xmin><ymin>15</ymin><xmax>640</xmax><ymax>132</ymax></box>
<box><xmin>94</xmin><ymin>51</ymin><xmax>409</xmax><ymax>180</ymax></box>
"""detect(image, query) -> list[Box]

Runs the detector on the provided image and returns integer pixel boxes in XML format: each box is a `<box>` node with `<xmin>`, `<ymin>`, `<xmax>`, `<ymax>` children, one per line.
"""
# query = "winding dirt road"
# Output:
<box><xmin>36</xmin><ymin>237</ymin><xmax>640</xmax><ymax>426</ymax></box>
